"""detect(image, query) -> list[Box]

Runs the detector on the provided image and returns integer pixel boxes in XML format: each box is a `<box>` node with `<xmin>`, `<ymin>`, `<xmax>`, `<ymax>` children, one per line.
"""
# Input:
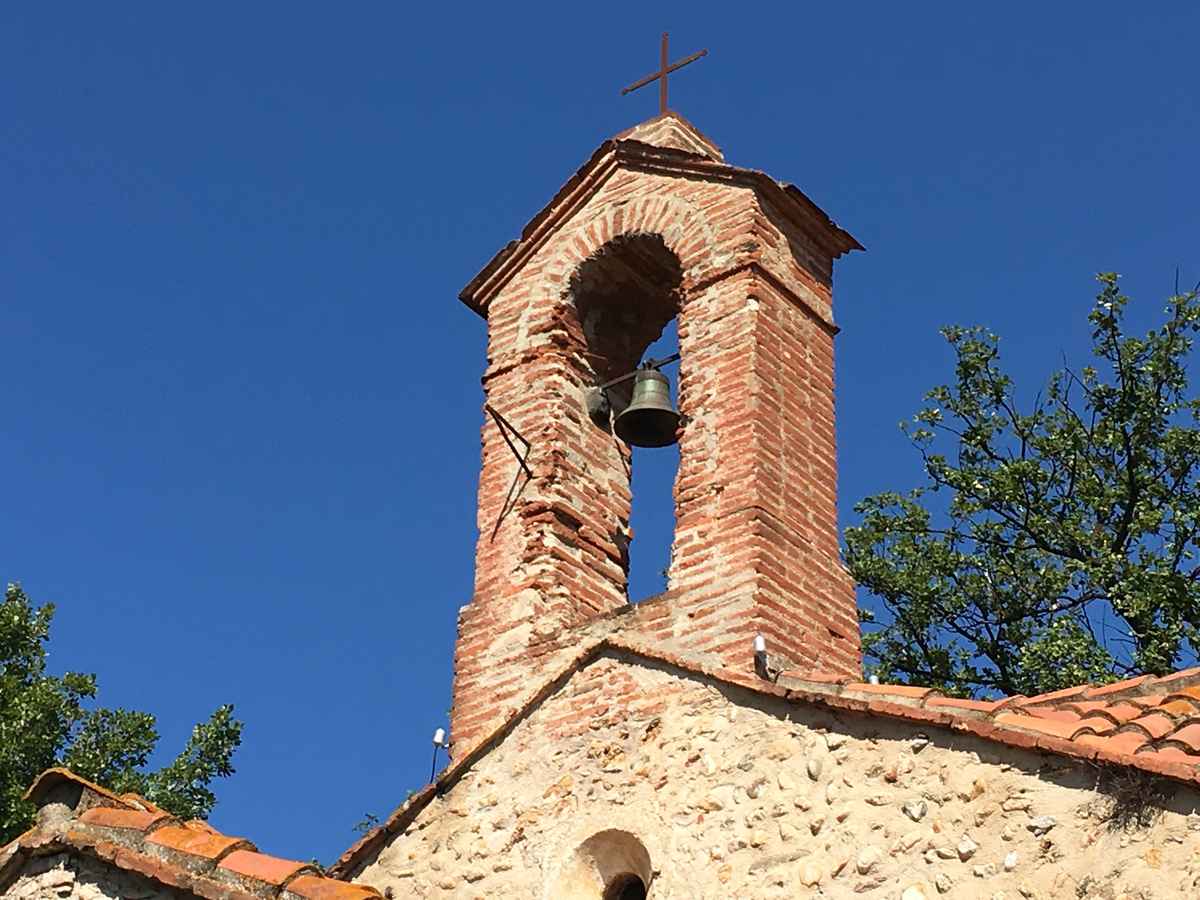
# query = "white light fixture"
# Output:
<box><xmin>753</xmin><ymin>633</ymin><xmax>769</xmax><ymax>679</ymax></box>
<box><xmin>430</xmin><ymin>727</ymin><xmax>450</xmax><ymax>782</ymax></box>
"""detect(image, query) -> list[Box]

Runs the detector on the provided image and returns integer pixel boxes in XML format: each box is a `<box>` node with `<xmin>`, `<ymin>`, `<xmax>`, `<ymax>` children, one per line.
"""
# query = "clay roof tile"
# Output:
<box><xmin>925</xmin><ymin>696</ymin><xmax>998</xmax><ymax>714</ymax></box>
<box><xmin>1018</xmin><ymin>684</ymin><xmax>1092</xmax><ymax>706</ymax></box>
<box><xmin>144</xmin><ymin>823</ymin><xmax>249</xmax><ymax>860</ymax></box>
<box><xmin>993</xmin><ymin>712</ymin><xmax>1081</xmax><ymax>740</ymax></box>
<box><xmin>78</xmin><ymin>807</ymin><xmax>170</xmax><ymax>832</ymax></box>
<box><xmin>1072</xmin><ymin>715</ymin><xmax>1118</xmax><ymax>737</ymax></box>
<box><xmin>1076</xmin><ymin>730</ymin><xmax>1149</xmax><ymax>755</ymax></box>
<box><xmin>284</xmin><ymin>875</ymin><xmax>384</xmax><ymax>900</ymax></box>
<box><xmin>1140</xmin><ymin>745</ymin><xmax>1200</xmax><ymax>765</ymax></box>
<box><xmin>846</xmin><ymin>682</ymin><xmax>939</xmax><ymax>701</ymax></box>
<box><xmin>1128</xmin><ymin>711</ymin><xmax>1177</xmax><ymax>740</ymax></box>
<box><xmin>1084</xmin><ymin>675</ymin><xmax>1153</xmax><ymax>699</ymax></box>
<box><xmin>1147</xmin><ymin>666</ymin><xmax>1200</xmax><ymax>689</ymax></box>
<box><xmin>1024</xmin><ymin>707</ymin><xmax>1083</xmax><ymax>724</ymax></box>
<box><xmin>218</xmin><ymin>849</ymin><xmax>314</xmax><ymax>886</ymax></box>
<box><xmin>1161</xmin><ymin>721</ymin><xmax>1200</xmax><ymax>751</ymax></box>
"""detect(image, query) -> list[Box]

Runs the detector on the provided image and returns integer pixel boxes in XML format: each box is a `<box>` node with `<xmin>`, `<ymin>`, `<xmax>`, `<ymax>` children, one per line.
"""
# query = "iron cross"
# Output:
<box><xmin>620</xmin><ymin>33</ymin><xmax>708</xmax><ymax>115</ymax></box>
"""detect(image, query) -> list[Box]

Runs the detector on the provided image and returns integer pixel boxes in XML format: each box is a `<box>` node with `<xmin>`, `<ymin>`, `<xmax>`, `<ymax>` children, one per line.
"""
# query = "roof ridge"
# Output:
<box><xmin>330</xmin><ymin>638</ymin><xmax>1200</xmax><ymax>879</ymax></box>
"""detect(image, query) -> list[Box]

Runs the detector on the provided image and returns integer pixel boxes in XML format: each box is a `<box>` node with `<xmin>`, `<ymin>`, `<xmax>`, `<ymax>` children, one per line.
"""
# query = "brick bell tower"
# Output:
<box><xmin>450</xmin><ymin>111</ymin><xmax>862</xmax><ymax>754</ymax></box>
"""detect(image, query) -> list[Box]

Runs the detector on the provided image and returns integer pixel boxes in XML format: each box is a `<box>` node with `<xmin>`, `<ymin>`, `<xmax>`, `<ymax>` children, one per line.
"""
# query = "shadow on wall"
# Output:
<box><xmin>552</xmin><ymin>829</ymin><xmax>652</xmax><ymax>900</ymax></box>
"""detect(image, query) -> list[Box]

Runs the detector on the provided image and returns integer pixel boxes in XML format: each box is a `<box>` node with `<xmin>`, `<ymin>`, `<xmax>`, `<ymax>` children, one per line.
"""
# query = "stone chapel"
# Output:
<box><xmin>6</xmin><ymin>112</ymin><xmax>1200</xmax><ymax>900</ymax></box>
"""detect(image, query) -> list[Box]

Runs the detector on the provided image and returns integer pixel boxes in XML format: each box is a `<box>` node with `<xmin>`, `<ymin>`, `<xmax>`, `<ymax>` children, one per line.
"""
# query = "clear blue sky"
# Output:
<box><xmin>3</xmin><ymin>2</ymin><xmax>1196</xmax><ymax>865</ymax></box>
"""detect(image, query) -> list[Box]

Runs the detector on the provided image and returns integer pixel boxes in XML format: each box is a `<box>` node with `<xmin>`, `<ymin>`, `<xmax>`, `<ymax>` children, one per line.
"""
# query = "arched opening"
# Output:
<box><xmin>569</xmin><ymin>234</ymin><xmax>682</xmax><ymax>603</ymax></box>
<box><xmin>627</xmin><ymin>320</ymin><xmax>679</xmax><ymax>600</ymax></box>
<box><xmin>603</xmin><ymin>873</ymin><xmax>648</xmax><ymax>900</ymax></box>
<box><xmin>552</xmin><ymin>829</ymin><xmax>653</xmax><ymax>900</ymax></box>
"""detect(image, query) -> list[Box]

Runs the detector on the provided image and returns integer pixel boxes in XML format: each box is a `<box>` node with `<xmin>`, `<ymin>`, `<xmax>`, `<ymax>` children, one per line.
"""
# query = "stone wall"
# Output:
<box><xmin>4</xmin><ymin>851</ymin><xmax>182</xmax><ymax>900</ymax></box>
<box><xmin>355</xmin><ymin>652</ymin><xmax>1200</xmax><ymax>899</ymax></box>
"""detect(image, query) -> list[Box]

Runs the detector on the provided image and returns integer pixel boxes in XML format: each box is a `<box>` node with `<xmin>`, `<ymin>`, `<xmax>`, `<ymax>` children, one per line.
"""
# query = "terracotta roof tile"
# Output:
<box><xmin>1141</xmin><ymin>745</ymin><xmax>1200</xmax><ymax>764</ymax></box>
<box><xmin>994</xmin><ymin>712</ymin><xmax>1081</xmax><ymax>740</ymax></box>
<box><xmin>14</xmin><ymin>768</ymin><xmax>383</xmax><ymax>900</ymax></box>
<box><xmin>1018</xmin><ymin>684</ymin><xmax>1091</xmax><ymax>706</ymax></box>
<box><xmin>926</xmin><ymin>695</ymin><xmax>1014</xmax><ymax>714</ymax></box>
<box><xmin>1099</xmin><ymin>701</ymin><xmax>1148</xmax><ymax>722</ymax></box>
<box><xmin>218</xmin><ymin>848</ymin><xmax>313</xmax><ymax>886</ymax></box>
<box><xmin>144</xmin><ymin>823</ymin><xmax>248</xmax><ymax>860</ymax></box>
<box><xmin>1077</xmin><ymin>731</ymin><xmax>1150</xmax><ymax>755</ymax></box>
<box><xmin>1148</xmin><ymin>666</ymin><xmax>1200</xmax><ymax>688</ymax></box>
<box><xmin>78</xmin><ymin>807</ymin><xmax>170</xmax><ymax>832</ymax></box>
<box><xmin>1084</xmin><ymin>674</ymin><xmax>1153</xmax><ymax>698</ymax></box>
<box><xmin>285</xmin><ymin>875</ymin><xmax>384</xmax><ymax>900</ymax></box>
<box><xmin>1073</xmin><ymin>715</ymin><xmax>1118</xmax><ymax>736</ymax></box>
<box><xmin>1128</xmin><ymin>711</ymin><xmax>1176</xmax><ymax>740</ymax></box>
<box><xmin>847</xmin><ymin>682</ymin><xmax>937</xmax><ymax>699</ymax></box>
<box><xmin>1163</xmin><ymin>721</ymin><xmax>1200</xmax><ymax>751</ymax></box>
<box><xmin>1158</xmin><ymin>697</ymin><xmax>1200</xmax><ymax>717</ymax></box>
<box><xmin>1025</xmin><ymin>707</ymin><xmax>1083</xmax><ymax>724</ymax></box>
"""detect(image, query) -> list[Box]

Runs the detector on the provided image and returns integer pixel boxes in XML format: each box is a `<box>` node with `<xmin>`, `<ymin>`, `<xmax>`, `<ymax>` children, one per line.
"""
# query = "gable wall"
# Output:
<box><xmin>356</xmin><ymin>654</ymin><xmax>1200</xmax><ymax>899</ymax></box>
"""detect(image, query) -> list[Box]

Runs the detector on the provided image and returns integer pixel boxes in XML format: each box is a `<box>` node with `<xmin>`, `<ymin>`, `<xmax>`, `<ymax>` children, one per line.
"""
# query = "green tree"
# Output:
<box><xmin>0</xmin><ymin>583</ymin><xmax>242</xmax><ymax>843</ymax></box>
<box><xmin>846</xmin><ymin>275</ymin><xmax>1200</xmax><ymax>698</ymax></box>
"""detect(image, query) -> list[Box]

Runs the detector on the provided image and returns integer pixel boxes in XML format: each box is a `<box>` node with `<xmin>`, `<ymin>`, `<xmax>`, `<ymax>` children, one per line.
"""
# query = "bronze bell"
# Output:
<box><xmin>613</xmin><ymin>369</ymin><xmax>680</xmax><ymax>448</ymax></box>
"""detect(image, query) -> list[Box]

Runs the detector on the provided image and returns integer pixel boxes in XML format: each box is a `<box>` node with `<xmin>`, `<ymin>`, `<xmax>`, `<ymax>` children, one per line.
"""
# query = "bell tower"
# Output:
<box><xmin>450</xmin><ymin>112</ymin><xmax>862</xmax><ymax>755</ymax></box>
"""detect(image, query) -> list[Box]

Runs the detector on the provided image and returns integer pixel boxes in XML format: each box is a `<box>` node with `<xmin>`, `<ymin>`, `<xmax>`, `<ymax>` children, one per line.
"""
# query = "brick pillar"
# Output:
<box><xmin>450</xmin><ymin>119</ymin><xmax>861</xmax><ymax>754</ymax></box>
<box><xmin>669</xmin><ymin>268</ymin><xmax>859</xmax><ymax>677</ymax></box>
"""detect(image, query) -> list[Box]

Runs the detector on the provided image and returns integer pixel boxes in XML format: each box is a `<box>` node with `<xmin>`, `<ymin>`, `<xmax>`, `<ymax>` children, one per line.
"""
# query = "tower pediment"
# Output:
<box><xmin>459</xmin><ymin>112</ymin><xmax>861</xmax><ymax>319</ymax></box>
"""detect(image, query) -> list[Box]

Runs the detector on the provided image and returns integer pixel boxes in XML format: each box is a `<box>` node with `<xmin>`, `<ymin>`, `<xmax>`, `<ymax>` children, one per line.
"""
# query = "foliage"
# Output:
<box><xmin>0</xmin><ymin>583</ymin><xmax>242</xmax><ymax>843</ymax></box>
<box><xmin>352</xmin><ymin>812</ymin><xmax>380</xmax><ymax>835</ymax></box>
<box><xmin>846</xmin><ymin>275</ymin><xmax>1200</xmax><ymax>697</ymax></box>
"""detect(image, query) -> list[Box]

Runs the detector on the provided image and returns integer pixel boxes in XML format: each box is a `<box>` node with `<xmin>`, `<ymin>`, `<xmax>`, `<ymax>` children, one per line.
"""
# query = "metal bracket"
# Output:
<box><xmin>485</xmin><ymin>404</ymin><xmax>534</xmax><ymax>540</ymax></box>
<box><xmin>486</xmin><ymin>404</ymin><xmax>533</xmax><ymax>481</ymax></box>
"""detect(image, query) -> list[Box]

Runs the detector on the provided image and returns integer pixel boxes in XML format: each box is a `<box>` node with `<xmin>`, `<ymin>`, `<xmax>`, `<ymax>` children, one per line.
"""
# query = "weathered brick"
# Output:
<box><xmin>448</xmin><ymin>116</ymin><xmax>861</xmax><ymax>756</ymax></box>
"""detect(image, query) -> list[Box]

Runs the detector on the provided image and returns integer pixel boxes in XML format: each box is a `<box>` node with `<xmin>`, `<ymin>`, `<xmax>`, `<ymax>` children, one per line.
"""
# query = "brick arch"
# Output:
<box><xmin>512</xmin><ymin>194</ymin><xmax>727</xmax><ymax>353</ymax></box>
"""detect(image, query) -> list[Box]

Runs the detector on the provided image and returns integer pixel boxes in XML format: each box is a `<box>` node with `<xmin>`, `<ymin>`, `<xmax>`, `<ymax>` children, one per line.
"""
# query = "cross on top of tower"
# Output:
<box><xmin>620</xmin><ymin>33</ymin><xmax>708</xmax><ymax>115</ymax></box>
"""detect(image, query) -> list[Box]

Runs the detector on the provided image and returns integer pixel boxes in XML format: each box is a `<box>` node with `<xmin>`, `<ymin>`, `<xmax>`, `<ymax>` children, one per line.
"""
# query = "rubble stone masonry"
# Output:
<box><xmin>355</xmin><ymin>653</ymin><xmax>1200</xmax><ymax>899</ymax></box>
<box><xmin>5</xmin><ymin>852</ymin><xmax>182</xmax><ymax>900</ymax></box>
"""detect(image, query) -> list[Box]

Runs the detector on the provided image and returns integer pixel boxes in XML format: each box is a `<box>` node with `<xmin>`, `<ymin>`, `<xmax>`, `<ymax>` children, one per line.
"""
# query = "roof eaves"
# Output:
<box><xmin>10</xmin><ymin>769</ymin><xmax>383</xmax><ymax>900</ymax></box>
<box><xmin>331</xmin><ymin>637</ymin><xmax>1200</xmax><ymax>879</ymax></box>
<box><xmin>458</xmin><ymin>140</ymin><xmax>862</xmax><ymax>318</ymax></box>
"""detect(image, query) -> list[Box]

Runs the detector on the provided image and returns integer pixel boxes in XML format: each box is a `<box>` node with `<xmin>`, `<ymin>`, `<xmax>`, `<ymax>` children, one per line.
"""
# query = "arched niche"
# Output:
<box><xmin>566</xmin><ymin>234</ymin><xmax>683</xmax><ymax>599</ymax></box>
<box><xmin>552</xmin><ymin>829</ymin><xmax>653</xmax><ymax>899</ymax></box>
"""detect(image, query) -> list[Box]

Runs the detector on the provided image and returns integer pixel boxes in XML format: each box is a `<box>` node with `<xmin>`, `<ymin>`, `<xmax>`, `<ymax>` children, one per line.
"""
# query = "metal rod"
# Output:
<box><xmin>486</xmin><ymin>404</ymin><xmax>534</xmax><ymax>481</ymax></box>
<box><xmin>596</xmin><ymin>353</ymin><xmax>681</xmax><ymax>391</ymax></box>
<box><xmin>619</xmin><ymin>48</ymin><xmax>708</xmax><ymax>97</ymax></box>
<box><xmin>660</xmin><ymin>32</ymin><xmax>668</xmax><ymax>114</ymax></box>
<box><xmin>619</xmin><ymin>28</ymin><xmax>708</xmax><ymax>110</ymax></box>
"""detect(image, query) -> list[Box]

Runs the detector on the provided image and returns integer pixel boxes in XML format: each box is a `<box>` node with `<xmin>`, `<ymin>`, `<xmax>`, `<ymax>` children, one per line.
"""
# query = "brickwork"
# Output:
<box><xmin>451</xmin><ymin>116</ymin><xmax>861</xmax><ymax>755</ymax></box>
<box><xmin>353</xmin><ymin>652</ymin><xmax>1200</xmax><ymax>898</ymax></box>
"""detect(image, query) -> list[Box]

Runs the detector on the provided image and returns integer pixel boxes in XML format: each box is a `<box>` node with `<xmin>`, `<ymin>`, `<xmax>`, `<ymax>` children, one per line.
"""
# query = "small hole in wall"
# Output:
<box><xmin>603</xmin><ymin>874</ymin><xmax>647</xmax><ymax>900</ymax></box>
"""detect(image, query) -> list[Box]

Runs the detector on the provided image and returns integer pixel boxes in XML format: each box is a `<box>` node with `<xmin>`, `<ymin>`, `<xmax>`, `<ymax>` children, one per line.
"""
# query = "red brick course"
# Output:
<box><xmin>450</xmin><ymin>112</ymin><xmax>863</xmax><ymax>753</ymax></box>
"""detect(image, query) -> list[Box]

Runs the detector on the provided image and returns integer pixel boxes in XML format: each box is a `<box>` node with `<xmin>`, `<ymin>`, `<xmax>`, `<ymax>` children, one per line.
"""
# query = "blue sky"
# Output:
<box><xmin>3</xmin><ymin>2</ymin><xmax>1197</xmax><ymax>865</ymax></box>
